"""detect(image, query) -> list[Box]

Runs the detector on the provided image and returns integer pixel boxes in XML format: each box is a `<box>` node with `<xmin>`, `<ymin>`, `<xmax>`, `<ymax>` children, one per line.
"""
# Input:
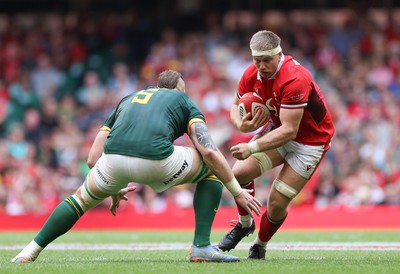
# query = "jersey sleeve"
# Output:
<box><xmin>103</xmin><ymin>94</ymin><xmax>131</xmax><ymax>130</ymax></box>
<box><xmin>103</xmin><ymin>108</ymin><xmax>117</xmax><ymax>130</ymax></box>
<box><xmin>187</xmin><ymin>99</ymin><xmax>205</xmax><ymax>122</ymax></box>
<box><xmin>237</xmin><ymin>75</ymin><xmax>248</xmax><ymax>99</ymax></box>
<box><xmin>280</xmin><ymin>76</ymin><xmax>311</xmax><ymax>109</ymax></box>
<box><xmin>237</xmin><ymin>65</ymin><xmax>255</xmax><ymax>99</ymax></box>
<box><xmin>185</xmin><ymin>97</ymin><xmax>205</xmax><ymax>134</ymax></box>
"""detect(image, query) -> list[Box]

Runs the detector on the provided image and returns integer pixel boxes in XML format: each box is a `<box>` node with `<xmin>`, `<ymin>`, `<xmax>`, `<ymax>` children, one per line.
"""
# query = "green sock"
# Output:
<box><xmin>193</xmin><ymin>178</ymin><xmax>223</xmax><ymax>247</ymax></box>
<box><xmin>34</xmin><ymin>196</ymin><xmax>84</xmax><ymax>247</ymax></box>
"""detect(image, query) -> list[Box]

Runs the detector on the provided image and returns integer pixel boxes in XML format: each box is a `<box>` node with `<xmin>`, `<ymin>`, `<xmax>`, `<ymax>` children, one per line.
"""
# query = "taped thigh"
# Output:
<box><xmin>252</xmin><ymin>152</ymin><xmax>273</xmax><ymax>173</ymax></box>
<box><xmin>273</xmin><ymin>178</ymin><xmax>298</xmax><ymax>200</ymax></box>
<box><xmin>76</xmin><ymin>178</ymin><xmax>104</xmax><ymax>212</ymax></box>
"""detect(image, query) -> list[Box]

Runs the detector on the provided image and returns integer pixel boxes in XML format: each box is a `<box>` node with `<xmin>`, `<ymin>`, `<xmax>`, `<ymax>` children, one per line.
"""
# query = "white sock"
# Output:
<box><xmin>239</xmin><ymin>215</ymin><xmax>253</xmax><ymax>228</ymax></box>
<box><xmin>253</xmin><ymin>236</ymin><xmax>267</xmax><ymax>248</ymax></box>
<box><xmin>12</xmin><ymin>240</ymin><xmax>43</xmax><ymax>262</ymax></box>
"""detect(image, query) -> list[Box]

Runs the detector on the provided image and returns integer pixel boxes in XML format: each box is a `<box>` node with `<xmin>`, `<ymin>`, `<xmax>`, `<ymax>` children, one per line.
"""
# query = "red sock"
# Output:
<box><xmin>258</xmin><ymin>210</ymin><xmax>287</xmax><ymax>242</ymax></box>
<box><xmin>237</xmin><ymin>181</ymin><xmax>255</xmax><ymax>216</ymax></box>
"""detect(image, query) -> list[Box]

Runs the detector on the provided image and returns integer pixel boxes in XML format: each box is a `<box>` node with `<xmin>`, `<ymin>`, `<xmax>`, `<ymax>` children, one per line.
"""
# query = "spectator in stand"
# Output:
<box><xmin>31</xmin><ymin>53</ymin><xmax>64</xmax><ymax>99</ymax></box>
<box><xmin>39</xmin><ymin>97</ymin><xmax>60</xmax><ymax>135</ymax></box>
<box><xmin>75</xmin><ymin>71</ymin><xmax>107</xmax><ymax>107</ymax></box>
<box><xmin>107</xmin><ymin>62</ymin><xmax>137</xmax><ymax>104</ymax></box>
<box><xmin>23</xmin><ymin>108</ymin><xmax>42</xmax><ymax>145</ymax></box>
<box><xmin>7</xmin><ymin>71</ymin><xmax>41</xmax><ymax>130</ymax></box>
<box><xmin>0</xmin><ymin>10</ymin><xmax>399</xmax><ymax>215</ymax></box>
<box><xmin>5</xmin><ymin>124</ymin><xmax>29</xmax><ymax>161</ymax></box>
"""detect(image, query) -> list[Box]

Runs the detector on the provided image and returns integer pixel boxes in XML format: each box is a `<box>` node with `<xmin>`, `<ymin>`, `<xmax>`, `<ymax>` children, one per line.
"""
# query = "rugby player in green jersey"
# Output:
<box><xmin>11</xmin><ymin>70</ymin><xmax>261</xmax><ymax>263</ymax></box>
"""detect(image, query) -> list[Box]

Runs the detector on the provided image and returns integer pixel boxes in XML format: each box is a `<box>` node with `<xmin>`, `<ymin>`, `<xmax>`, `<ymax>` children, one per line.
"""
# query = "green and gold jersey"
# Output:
<box><xmin>102</xmin><ymin>87</ymin><xmax>205</xmax><ymax>160</ymax></box>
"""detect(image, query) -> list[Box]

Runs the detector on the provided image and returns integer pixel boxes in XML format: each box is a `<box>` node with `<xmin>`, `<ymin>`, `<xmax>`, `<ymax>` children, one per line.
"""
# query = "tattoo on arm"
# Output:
<box><xmin>191</xmin><ymin>122</ymin><xmax>217</xmax><ymax>150</ymax></box>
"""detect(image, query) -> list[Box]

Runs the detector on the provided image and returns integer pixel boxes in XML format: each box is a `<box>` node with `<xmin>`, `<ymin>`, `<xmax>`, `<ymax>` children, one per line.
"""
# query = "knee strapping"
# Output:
<box><xmin>273</xmin><ymin>179</ymin><xmax>298</xmax><ymax>199</ymax></box>
<box><xmin>75</xmin><ymin>180</ymin><xmax>104</xmax><ymax>212</ymax></box>
<box><xmin>252</xmin><ymin>152</ymin><xmax>273</xmax><ymax>173</ymax></box>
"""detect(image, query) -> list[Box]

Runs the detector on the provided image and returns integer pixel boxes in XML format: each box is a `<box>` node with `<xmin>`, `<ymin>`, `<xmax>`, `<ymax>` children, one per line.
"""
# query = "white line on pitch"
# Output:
<box><xmin>2</xmin><ymin>242</ymin><xmax>400</xmax><ymax>251</ymax></box>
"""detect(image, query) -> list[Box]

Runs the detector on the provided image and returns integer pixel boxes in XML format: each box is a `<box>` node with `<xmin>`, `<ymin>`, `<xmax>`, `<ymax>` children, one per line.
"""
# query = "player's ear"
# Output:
<box><xmin>176</xmin><ymin>78</ymin><xmax>186</xmax><ymax>93</ymax></box>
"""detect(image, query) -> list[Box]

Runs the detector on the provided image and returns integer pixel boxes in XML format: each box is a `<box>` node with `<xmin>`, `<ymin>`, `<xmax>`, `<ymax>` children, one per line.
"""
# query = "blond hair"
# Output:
<box><xmin>249</xmin><ymin>30</ymin><xmax>281</xmax><ymax>52</ymax></box>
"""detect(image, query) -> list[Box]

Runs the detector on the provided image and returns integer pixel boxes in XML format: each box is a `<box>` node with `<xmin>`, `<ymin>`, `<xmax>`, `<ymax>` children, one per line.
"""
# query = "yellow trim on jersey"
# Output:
<box><xmin>100</xmin><ymin>126</ymin><xmax>111</xmax><ymax>132</ymax></box>
<box><xmin>187</xmin><ymin>118</ymin><xmax>205</xmax><ymax>134</ymax></box>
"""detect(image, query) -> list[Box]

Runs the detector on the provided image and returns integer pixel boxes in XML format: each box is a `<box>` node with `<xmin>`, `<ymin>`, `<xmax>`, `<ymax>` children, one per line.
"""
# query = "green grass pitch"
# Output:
<box><xmin>1</xmin><ymin>230</ymin><xmax>399</xmax><ymax>274</ymax></box>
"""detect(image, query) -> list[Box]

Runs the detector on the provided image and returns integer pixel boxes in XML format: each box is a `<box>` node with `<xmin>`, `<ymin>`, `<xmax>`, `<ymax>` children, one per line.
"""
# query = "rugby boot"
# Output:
<box><xmin>218</xmin><ymin>220</ymin><xmax>255</xmax><ymax>251</ymax></box>
<box><xmin>189</xmin><ymin>244</ymin><xmax>240</xmax><ymax>262</ymax></box>
<box><xmin>11</xmin><ymin>253</ymin><xmax>38</xmax><ymax>263</ymax></box>
<box><xmin>248</xmin><ymin>244</ymin><xmax>266</xmax><ymax>260</ymax></box>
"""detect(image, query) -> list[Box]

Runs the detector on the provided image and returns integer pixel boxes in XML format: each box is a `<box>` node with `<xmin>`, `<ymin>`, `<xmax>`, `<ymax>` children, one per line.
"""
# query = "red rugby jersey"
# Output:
<box><xmin>237</xmin><ymin>55</ymin><xmax>335</xmax><ymax>145</ymax></box>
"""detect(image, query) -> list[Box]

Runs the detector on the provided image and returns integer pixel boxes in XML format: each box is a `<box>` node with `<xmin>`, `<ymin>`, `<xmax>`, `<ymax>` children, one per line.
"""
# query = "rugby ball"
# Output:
<box><xmin>238</xmin><ymin>92</ymin><xmax>270</xmax><ymax>119</ymax></box>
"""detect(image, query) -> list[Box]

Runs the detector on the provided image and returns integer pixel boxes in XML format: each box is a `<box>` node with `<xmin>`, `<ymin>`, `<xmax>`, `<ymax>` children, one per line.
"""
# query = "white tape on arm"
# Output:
<box><xmin>247</xmin><ymin>141</ymin><xmax>260</xmax><ymax>154</ymax></box>
<box><xmin>224</xmin><ymin>178</ymin><xmax>243</xmax><ymax>197</ymax></box>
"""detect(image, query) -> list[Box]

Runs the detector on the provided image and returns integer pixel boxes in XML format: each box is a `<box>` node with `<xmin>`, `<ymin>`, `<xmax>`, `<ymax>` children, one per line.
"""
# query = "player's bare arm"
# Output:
<box><xmin>189</xmin><ymin>121</ymin><xmax>235</xmax><ymax>184</ymax></box>
<box><xmin>87</xmin><ymin>129</ymin><xmax>109</xmax><ymax>168</ymax></box>
<box><xmin>191</xmin><ymin>122</ymin><xmax>217</xmax><ymax>150</ymax></box>
<box><xmin>189</xmin><ymin>121</ymin><xmax>262</xmax><ymax>215</ymax></box>
<box><xmin>230</xmin><ymin>96</ymin><xmax>242</xmax><ymax>129</ymax></box>
<box><xmin>256</xmin><ymin>107</ymin><xmax>303</xmax><ymax>150</ymax></box>
<box><xmin>231</xmin><ymin>108</ymin><xmax>304</xmax><ymax>160</ymax></box>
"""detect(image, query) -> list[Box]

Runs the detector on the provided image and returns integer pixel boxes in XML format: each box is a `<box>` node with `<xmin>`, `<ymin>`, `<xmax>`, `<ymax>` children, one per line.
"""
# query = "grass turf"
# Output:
<box><xmin>1</xmin><ymin>230</ymin><xmax>400</xmax><ymax>274</ymax></box>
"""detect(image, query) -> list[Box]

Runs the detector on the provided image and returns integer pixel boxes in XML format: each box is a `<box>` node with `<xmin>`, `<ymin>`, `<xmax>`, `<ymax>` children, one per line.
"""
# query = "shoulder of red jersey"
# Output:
<box><xmin>238</xmin><ymin>64</ymin><xmax>258</xmax><ymax>98</ymax></box>
<box><xmin>277</xmin><ymin>55</ymin><xmax>313</xmax><ymax>83</ymax></box>
<box><xmin>242</xmin><ymin>63</ymin><xmax>258</xmax><ymax>78</ymax></box>
<box><xmin>276</xmin><ymin>55</ymin><xmax>314</xmax><ymax>109</ymax></box>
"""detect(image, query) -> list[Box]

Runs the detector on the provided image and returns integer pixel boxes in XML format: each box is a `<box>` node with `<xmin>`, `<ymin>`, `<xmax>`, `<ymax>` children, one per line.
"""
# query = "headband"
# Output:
<box><xmin>251</xmin><ymin>45</ymin><xmax>282</xmax><ymax>56</ymax></box>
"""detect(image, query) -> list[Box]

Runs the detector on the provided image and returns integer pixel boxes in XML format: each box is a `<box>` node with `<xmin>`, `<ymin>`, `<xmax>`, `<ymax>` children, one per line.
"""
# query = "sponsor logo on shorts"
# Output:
<box><xmin>163</xmin><ymin>160</ymin><xmax>188</xmax><ymax>185</ymax></box>
<box><xmin>96</xmin><ymin>166</ymin><xmax>110</xmax><ymax>185</ymax></box>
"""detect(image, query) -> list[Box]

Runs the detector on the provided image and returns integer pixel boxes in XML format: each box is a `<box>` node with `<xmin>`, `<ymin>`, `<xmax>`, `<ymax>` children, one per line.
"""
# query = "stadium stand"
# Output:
<box><xmin>0</xmin><ymin>6</ymin><xmax>400</xmax><ymax>217</ymax></box>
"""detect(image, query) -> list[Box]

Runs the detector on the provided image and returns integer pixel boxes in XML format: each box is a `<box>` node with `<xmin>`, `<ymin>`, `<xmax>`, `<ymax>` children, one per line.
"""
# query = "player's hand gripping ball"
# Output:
<box><xmin>238</xmin><ymin>92</ymin><xmax>270</xmax><ymax>120</ymax></box>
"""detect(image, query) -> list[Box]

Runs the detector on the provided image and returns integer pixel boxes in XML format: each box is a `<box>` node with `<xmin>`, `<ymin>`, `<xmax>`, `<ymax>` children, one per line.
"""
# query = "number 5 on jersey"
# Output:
<box><xmin>131</xmin><ymin>90</ymin><xmax>155</xmax><ymax>104</ymax></box>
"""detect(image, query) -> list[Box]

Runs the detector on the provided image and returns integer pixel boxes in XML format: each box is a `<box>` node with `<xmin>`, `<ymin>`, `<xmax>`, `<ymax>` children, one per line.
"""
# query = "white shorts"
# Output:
<box><xmin>276</xmin><ymin>140</ymin><xmax>328</xmax><ymax>179</ymax></box>
<box><xmin>92</xmin><ymin>146</ymin><xmax>206</xmax><ymax>195</ymax></box>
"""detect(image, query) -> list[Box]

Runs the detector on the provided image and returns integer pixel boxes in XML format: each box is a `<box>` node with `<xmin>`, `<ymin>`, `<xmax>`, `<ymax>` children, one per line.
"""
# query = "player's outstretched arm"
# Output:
<box><xmin>87</xmin><ymin>129</ymin><xmax>109</xmax><ymax>168</ymax></box>
<box><xmin>189</xmin><ymin>121</ymin><xmax>261</xmax><ymax>216</ymax></box>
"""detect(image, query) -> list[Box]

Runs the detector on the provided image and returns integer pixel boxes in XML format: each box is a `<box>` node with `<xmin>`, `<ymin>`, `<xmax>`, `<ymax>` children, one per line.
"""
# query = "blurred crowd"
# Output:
<box><xmin>1</xmin><ymin>8</ymin><xmax>400</xmax><ymax>215</ymax></box>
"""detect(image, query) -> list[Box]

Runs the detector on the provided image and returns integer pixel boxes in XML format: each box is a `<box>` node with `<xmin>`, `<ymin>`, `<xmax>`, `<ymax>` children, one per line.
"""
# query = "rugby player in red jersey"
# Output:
<box><xmin>219</xmin><ymin>30</ymin><xmax>335</xmax><ymax>259</ymax></box>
